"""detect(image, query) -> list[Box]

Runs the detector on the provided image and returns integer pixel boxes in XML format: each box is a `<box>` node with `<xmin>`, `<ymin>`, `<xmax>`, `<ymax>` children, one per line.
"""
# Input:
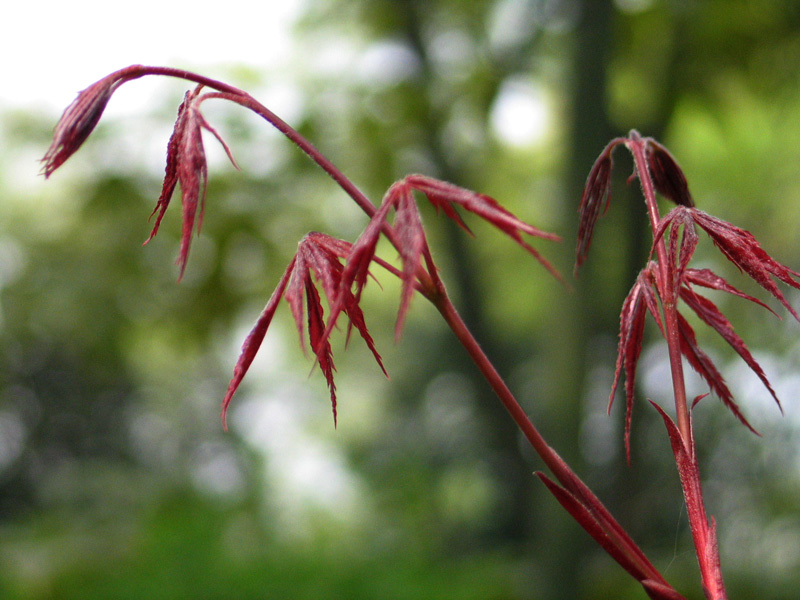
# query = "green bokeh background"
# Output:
<box><xmin>2</xmin><ymin>1</ymin><xmax>800</xmax><ymax>598</ymax></box>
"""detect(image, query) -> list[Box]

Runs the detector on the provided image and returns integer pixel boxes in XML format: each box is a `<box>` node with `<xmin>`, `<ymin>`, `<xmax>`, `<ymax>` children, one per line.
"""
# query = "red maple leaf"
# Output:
<box><xmin>331</xmin><ymin>175</ymin><xmax>562</xmax><ymax>342</ymax></box>
<box><xmin>144</xmin><ymin>86</ymin><xmax>239</xmax><ymax>279</ymax></box>
<box><xmin>221</xmin><ymin>232</ymin><xmax>386</xmax><ymax>429</ymax></box>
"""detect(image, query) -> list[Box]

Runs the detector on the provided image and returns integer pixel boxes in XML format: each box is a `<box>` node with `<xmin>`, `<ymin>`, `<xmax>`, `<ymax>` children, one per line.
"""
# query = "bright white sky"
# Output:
<box><xmin>2</xmin><ymin>0</ymin><xmax>305</xmax><ymax>113</ymax></box>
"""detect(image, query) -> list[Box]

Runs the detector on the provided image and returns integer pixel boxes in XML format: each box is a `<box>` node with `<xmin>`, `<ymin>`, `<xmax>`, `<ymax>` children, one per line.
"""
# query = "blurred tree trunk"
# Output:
<box><xmin>397</xmin><ymin>0</ymin><xmax>542</xmax><ymax>547</ymax></box>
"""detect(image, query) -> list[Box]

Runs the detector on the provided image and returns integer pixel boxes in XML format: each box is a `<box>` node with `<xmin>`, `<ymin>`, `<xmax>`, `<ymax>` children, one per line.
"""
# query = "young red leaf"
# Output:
<box><xmin>676</xmin><ymin>312</ymin><xmax>758</xmax><ymax>435</ymax></box>
<box><xmin>222</xmin><ymin>259</ymin><xmax>295</xmax><ymax>429</ymax></box>
<box><xmin>680</xmin><ymin>282</ymin><xmax>781</xmax><ymax>413</ymax></box>
<box><xmin>659</xmin><ymin>207</ymin><xmax>800</xmax><ymax>321</ymax></box>
<box><xmin>146</xmin><ymin>89</ymin><xmax>195</xmax><ymax>244</ymax></box>
<box><xmin>575</xmin><ymin>138</ymin><xmax>626</xmax><ymax>271</ymax></box>
<box><xmin>222</xmin><ymin>233</ymin><xmax>386</xmax><ymax>428</ymax></box>
<box><xmin>535</xmin><ymin>450</ymin><xmax>681</xmax><ymax>596</ymax></box>
<box><xmin>683</xmin><ymin>268</ymin><xmax>776</xmax><ymax>315</ymax></box>
<box><xmin>305</xmin><ymin>276</ymin><xmax>338</xmax><ymax>424</ymax></box>
<box><xmin>650</xmin><ymin>401</ymin><xmax>726</xmax><ymax>600</ymax></box>
<box><xmin>610</xmin><ymin>265</ymin><xmax>663</xmax><ymax>463</ymax></box>
<box><xmin>392</xmin><ymin>183</ymin><xmax>427</xmax><ymax>337</ymax></box>
<box><xmin>41</xmin><ymin>68</ymin><xmax>143</xmax><ymax>177</ymax></box>
<box><xmin>405</xmin><ymin>174</ymin><xmax>562</xmax><ymax>281</ymax></box>
<box><xmin>143</xmin><ymin>86</ymin><xmax>239</xmax><ymax>279</ymax></box>
<box><xmin>646</xmin><ymin>140</ymin><xmax>694</xmax><ymax>208</ymax></box>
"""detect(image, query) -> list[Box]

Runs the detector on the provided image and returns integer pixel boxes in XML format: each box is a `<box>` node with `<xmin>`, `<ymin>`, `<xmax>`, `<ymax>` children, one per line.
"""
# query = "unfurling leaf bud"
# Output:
<box><xmin>41</xmin><ymin>66</ymin><xmax>144</xmax><ymax>177</ymax></box>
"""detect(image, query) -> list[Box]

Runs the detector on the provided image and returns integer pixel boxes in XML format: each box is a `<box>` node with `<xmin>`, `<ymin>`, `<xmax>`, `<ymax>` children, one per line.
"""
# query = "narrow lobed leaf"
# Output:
<box><xmin>575</xmin><ymin>138</ymin><xmax>626</xmax><ymax>272</ymax></box>
<box><xmin>305</xmin><ymin>276</ymin><xmax>338</xmax><ymax>425</ymax></box>
<box><xmin>176</xmin><ymin>104</ymin><xmax>209</xmax><ymax>279</ymax></box>
<box><xmin>405</xmin><ymin>174</ymin><xmax>562</xmax><ymax>281</ymax></box>
<box><xmin>660</xmin><ymin>207</ymin><xmax>800</xmax><ymax>321</ymax></box>
<box><xmin>222</xmin><ymin>259</ymin><xmax>295</xmax><ymax>429</ymax></box>
<box><xmin>223</xmin><ymin>233</ymin><xmax>387</xmax><ymax>429</ymax></box>
<box><xmin>683</xmin><ymin>268</ymin><xmax>776</xmax><ymax>315</ymax></box>
<box><xmin>144</xmin><ymin>86</ymin><xmax>240</xmax><ymax>280</ymax></box>
<box><xmin>146</xmin><ymin>89</ymin><xmax>195</xmax><ymax>244</ymax></box>
<box><xmin>392</xmin><ymin>183</ymin><xmax>427</xmax><ymax>338</ymax></box>
<box><xmin>680</xmin><ymin>283</ymin><xmax>782</xmax><ymax>413</ymax></box>
<box><xmin>610</xmin><ymin>266</ymin><xmax>663</xmax><ymax>463</ymax></box>
<box><xmin>676</xmin><ymin>312</ymin><xmax>758</xmax><ymax>434</ymax></box>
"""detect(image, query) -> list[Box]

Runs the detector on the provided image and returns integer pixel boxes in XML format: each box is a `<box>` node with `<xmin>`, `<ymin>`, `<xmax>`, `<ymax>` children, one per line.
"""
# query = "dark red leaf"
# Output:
<box><xmin>222</xmin><ymin>233</ymin><xmax>386</xmax><ymax>428</ymax></box>
<box><xmin>646</xmin><ymin>140</ymin><xmax>694</xmax><ymax>208</ymax></box>
<box><xmin>659</xmin><ymin>207</ymin><xmax>800</xmax><ymax>321</ymax></box>
<box><xmin>144</xmin><ymin>86</ymin><xmax>239</xmax><ymax>279</ymax></box>
<box><xmin>683</xmin><ymin>268</ymin><xmax>776</xmax><ymax>315</ymax></box>
<box><xmin>575</xmin><ymin>138</ymin><xmax>626</xmax><ymax>272</ymax></box>
<box><xmin>146</xmin><ymin>90</ymin><xmax>195</xmax><ymax>244</ymax></box>
<box><xmin>676</xmin><ymin>312</ymin><xmax>758</xmax><ymax>434</ymax></box>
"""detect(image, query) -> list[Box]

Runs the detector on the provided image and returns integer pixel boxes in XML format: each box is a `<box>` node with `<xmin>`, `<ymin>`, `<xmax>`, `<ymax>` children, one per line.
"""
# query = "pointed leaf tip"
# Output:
<box><xmin>576</xmin><ymin>138</ymin><xmax>626</xmax><ymax>272</ymax></box>
<box><xmin>403</xmin><ymin>175</ymin><xmax>561</xmax><ymax>279</ymax></box>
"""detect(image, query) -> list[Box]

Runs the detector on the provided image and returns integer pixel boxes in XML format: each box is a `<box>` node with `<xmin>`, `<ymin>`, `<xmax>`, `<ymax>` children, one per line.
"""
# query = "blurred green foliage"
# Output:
<box><xmin>2</xmin><ymin>1</ymin><xmax>800</xmax><ymax>598</ymax></box>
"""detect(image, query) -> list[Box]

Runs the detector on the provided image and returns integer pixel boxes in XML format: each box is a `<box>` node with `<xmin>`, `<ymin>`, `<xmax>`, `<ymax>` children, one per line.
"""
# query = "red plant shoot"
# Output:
<box><xmin>577</xmin><ymin>130</ymin><xmax>800</xmax><ymax>600</ymax></box>
<box><xmin>45</xmin><ymin>66</ymin><xmax>760</xmax><ymax>600</ymax></box>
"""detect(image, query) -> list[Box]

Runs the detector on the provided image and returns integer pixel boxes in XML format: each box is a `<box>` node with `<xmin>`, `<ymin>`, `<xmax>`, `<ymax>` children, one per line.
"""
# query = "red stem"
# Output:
<box><xmin>102</xmin><ymin>68</ymin><xmax>683</xmax><ymax>596</ymax></box>
<box><xmin>428</xmin><ymin>279</ymin><xmax>677</xmax><ymax>591</ymax></box>
<box><xmin>627</xmin><ymin>131</ymin><xmax>727</xmax><ymax>600</ymax></box>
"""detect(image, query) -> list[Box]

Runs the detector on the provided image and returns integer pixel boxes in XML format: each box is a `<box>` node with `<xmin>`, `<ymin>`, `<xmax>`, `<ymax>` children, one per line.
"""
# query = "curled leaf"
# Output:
<box><xmin>575</xmin><ymin>138</ymin><xmax>626</xmax><ymax>272</ymax></box>
<box><xmin>42</xmin><ymin>67</ymin><xmax>145</xmax><ymax>177</ymax></box>
<box><xmin>646</xmin><ymin>140</ymin><xmax>694</xmax><ymax>208</ymax></box>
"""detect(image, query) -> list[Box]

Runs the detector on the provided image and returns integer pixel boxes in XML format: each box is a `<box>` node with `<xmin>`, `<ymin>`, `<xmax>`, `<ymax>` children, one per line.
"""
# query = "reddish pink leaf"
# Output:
<box><xmin>536</xmin><ymin>460</ymin><xmax>681</xmax><ymax>595</ymax></box>
<box><xmin>175</xmin><ymin>104</ymin><xmax>209</xmax><ymax>279</ymax></box>
<box><xmin>41</xmin><ymin>69</ymin><xmax>141</xmax><ymax>177</ymax></box>
<box><xmin>683</xmin><ymin>268</ymin><xmax>776</xmax><ymax>315</ymax></box>
<box><xmin>650</xmin><ymin>401</ymin><xmax>725</xmax><ymax>599</ymax></box>
<box><xmin>658</xmin><ymin>207</ymin><xmax>800</xmax><ymax>321</ymax></box>
<box><xmin>405</xmin><ymin>174</ymin><xmax>562</xmax><ymax>281</ymax></box>
<box><xmin>221</xmin><ymin>258</ymin><xmax>295</xmax><ymax>429</ymax></box>
<box><xmin>393</xmin><ymin>184</ymin><xmax>426</xmax><ymax>337</ymax></box>
<box><xmin>143</xmin><ymin>86</ymin><xmax>239</xmax><ymax>279</ymax></box>
<box><xmin>610</xmin><ymin>266</ymin><xmax>663</xmax><ymax>463</ymax></box>
<box><xmin>222</xmin><ymin>233</ymin><xmax>386</xmax><ymax>428</ymax></box>
<box><xmin>680</xmin><ymin>283</ymin><xmax>781</xmax><ymax>413</ymax></box>
<box><xmin>146</xmin><ymin>89</ymin><xmax>194</xmax><ymax>244</ymax></box>
<box><xmin>676</xmin><ymin>312</ymin><xmax>758</xmax><ymax>434</ymax></box>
